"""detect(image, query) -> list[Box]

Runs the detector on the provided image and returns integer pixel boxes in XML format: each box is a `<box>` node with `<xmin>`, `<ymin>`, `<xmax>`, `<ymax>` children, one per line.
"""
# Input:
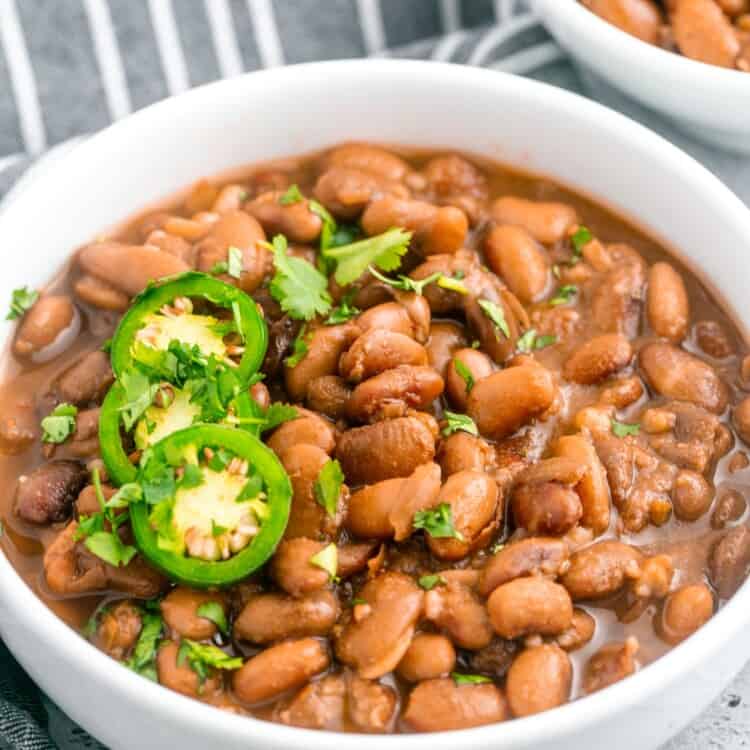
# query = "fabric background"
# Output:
<box><xmin>1</xmin><ymin>2</ymin><xmax>750</xmax><ymax>748</ymax></box>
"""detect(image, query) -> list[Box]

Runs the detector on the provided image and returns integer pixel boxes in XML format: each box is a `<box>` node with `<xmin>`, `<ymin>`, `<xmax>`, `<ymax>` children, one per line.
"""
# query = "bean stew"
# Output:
<box><xmin>2</xmin><ymin>142</ymin><xmax>750</xmax><ymax>733</ymax></box>
<box><xmin>580</xmin><ymin>0</ymin><xmax>750</xmax><ymax>71</ymax></box>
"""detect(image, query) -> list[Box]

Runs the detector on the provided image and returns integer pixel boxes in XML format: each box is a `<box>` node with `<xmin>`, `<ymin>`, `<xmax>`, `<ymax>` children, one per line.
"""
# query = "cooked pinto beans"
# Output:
<box><xmin>561</xmin><ymin>541</ymin><xmax>644</xmax><ymax>601</ymax></box>
<box><xmin>511</xmin><ymin>481</ymin><xmax>583</xmax><ymax>536</ymax></box>
<box><xmin>14</xmin><ymin>295</ymin><xmax>77</xmax><ymax>360</ymax></box>
<box><xmin>266</xmin><ymin>410</ymin><xmax>337</xmax><ymax>458</ymax></box>
<box><xmin>563</xmin><ymin>334</ymin><xmax>632</xmax><ymax>385</ymax></box>
<box><xmin>646</xmin><ymin>262</ymin><xmax>690</xmax><ymax>342</ymax></box>
<box><xmin>271</xmin><ymin>538</ymin><xmax>330</xmax><ymax>595</ymax></box>
<box><xmin>656</xmin><ymin>584</ymin><xmax>714</xmax><ymax>644</ymax></box>
<box><xmin>158</xmin><ymin>641</ymin><xmax>222</xmax><ymax>698</ymax></box>
<box><xmin>396</xmin><ymin>633</ymin><xmax>456</xmax><ymax>682</ymax></box>
<box><xmin>506</xmin><ymin>645</ymin><xmax>572</xmax><ymax>717</ymax></box>
<box><xmin>582</xmin><ymin>638</ymin><xmax>639</xmax><ymax>694</ymax></box>
<box><xmin>484</xmin><ymin>225</ymin><xmax>549</xmax><ymax>304</ymax></box>
<box><xmin>490</xmin><ymin>197</ymin><xmax>578</xmax><ymax>244</ymax></box>
<box><xmin>14</xmin><ymin>460</ymin><xmax>87</xmax><ymax>524</ymax></box>
<box><xmin>340</xmin><ymin>329</ymin><xmax>428</xmax><ymax>382</ymax></box>
<box><xmin>445</xmin><ymin>347</ymin><xmax>493</xmax><ymax>410</ymax></box>
<box><xmin>438</xmin><ymin>431</ymin><xmax>494</xmax><ymax>476</ymax></box>
<box><xmin>161</xmin><ymin>588</ymin><xmax>225</xmax><ymax>640</ymax></box>
<box><xmin>245</xmin><ymin>191</ymin><xmax>322</xmax><ymax>243</ymax></box>
<box><xmin>709</xmin><ymin>524</ymin><xmax>750</xmax><ymax>598</ymax></box>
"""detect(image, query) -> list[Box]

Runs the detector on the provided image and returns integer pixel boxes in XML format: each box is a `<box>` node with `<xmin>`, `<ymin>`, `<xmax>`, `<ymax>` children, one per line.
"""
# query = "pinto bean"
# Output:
<box><xmin>348</xmin><ymin>675</ymin><xmax>398</xmax><ymax>733</ymax></box>
<box><xmin>335</xmin><ymin>572</ymin><xmax>423</xmax><ymax>678</ymax></box>
<box><xmin>426</xmin><ymin>321</ymin><xmax>468</xmax><ymax>377</ymax></box>
<box><xmin>591</xmin><ymin>256</ymin><xmax>646</xmax><ymax>338</ymax></box>
<box><xmin>581</xmin><ymin>0</ymin><xmax>662</xmax><ymax>42</ymax></box>
<box><xmin>561</xmin><ymin>541</ymin><xmax>644</xmax><ymax>600</ymax></box>
<box><xmin>672</xmin><ymin>0</ymin><xmax>740</xmax><ymax>67</ymax></box>
<box><xmin>245</xmin><ymin>191</ymin><xmax>322</xmax><ymax>244</ymax></box>
<box><xmin>445</xmin><ymin>348</ymin><xmax>493</xmax><ymax>411</ymax></box>
<box><xmin>337</xmin><ymin>416</ymin><xmax>436</xmax><ymax>484</ymax></box>
<box><xmin>421</xmin><ymin>155</ymin><xmax>488</xmax><ymax>223</ymax></box>
<box><xmin>161</xmin><ymin>587</ymin><xmax>225</xmax><ymax>640</ymax></box>
<box><xmin>281</xmin><ymin>445</ymin><xmax>345</xmax><ymax>540</ymax></box>
<box><xmin>396</xmin><ymin>634</ymin><xmax>456</xmax><ymax>682</ymax></box>
<box><xmin>711</xmin><ymin>489</ymin><xmax>747</xmax><ymax>529</ymax></box>
<box><xmin>734</xmin><ymin>395</ymin><xmax>750</xmax><ymax>445</ymax></box>
<box><xmin>553</xmin><ymin>434</ymin><xmax>611</xmax><ymax>535</ymax></box>
<box><xmin>266</xmin><ymin>410</ymin><xmax>337</xmax><ymax>458</ymax></box>
<box><xmin>563</xmin><ymin>334</ymin><xmax>633</xmax><ymax>385</ymax></box>
<box><xmin>0</xmin><ymin>395</ymin><xmax>36</xmax><ymax>455</ymax></box>
<box><xmin>96</xmin><ymin>601</ymin><xmax>142</xmax><ymax>659</ymax></box>
<box><xmin>403</xmin><ymin>679</ymin><xmax>508</xmax><ymax>732</ymax></box>
<box><xmin>285</xmin><ymin>323</ymin><xmax>359</xmax><ymax>402</ymax></box>
<box><xmin>710</xmin><ymin>525</ymin><xmax>750</xmax><ymax>598</ymax></box>
<box><xmin>656</xmin><ymin>584</ymin><xmax>714</xmax><ymax>645</ymax></box>
<box><xmin>346</xmin><ymin>462</ymin><xmax>442</xmax><ymax>541</ymax></box>
<box><xmin>506</xmin><ymin>644</ymin><xmax>572</xmax><ymax>717</ymax></box>
<box><xmin>438</xmin><ymin>432</ymin><xmax>494</xmax><ymax>477</ymax></box>
<box><xmin>491</xmin><ymin>197</ymin><xmax>577</xmax><ymax>245</ymax></box>
<box><xmin>233</xmin><ymin>638</ymin><xmax>329</xmax><ymax>705</ymax></box>
<box><xmin>488</xmin><ymin>578</ymin><xmax>572</xmax><ymax>639</ymax></box>
<box><xmin>423</xmin><ymin>580</ymin><xmax>494</xmax><ymax>649</ymax></box>
<box><xmin>484</xmin><ymin>225</ymin><xmax>549</xmax><ymax>304</ymax></box>
<box><xmin>234</xmin><ymin>590</ymin><xmax>339</xmax><ymax>644</ymax></box>
<box><xmin>672</xmin><ymin>470</ymin><xmax>713</xmax><ymax>521</ymax></box>
<box><xmin>464</xmin><ymin>289</ymin><xmax>529</xmax><ymax>364</ymax></box>
<box><xmin>14</xmin><ymin>460</ymin><xmax>87</xmax><ymax>524</ymax></box>
<box><xmin>427</xmin><ymin>470</ymin><xmax>498</xmax><ymax>560</ymax></box>
<box><xmin>639</xmin><ymin>342</ymin><xmax>728</xmax><ymax>414</ymax></box>
<box><xmin>340</xmin><ymin>329</ymin><xmax>428</xmax><ymax>383</ymax></box>
<box><xmin>276</xmin><ymin>675</ymin><xmax>345</xmax><ymax>730</ymax></box>
<box><xmin>78</xmin><ymin>242</ymin><xmax>190</xmax><ymax>297</ymax></box>
<box><xmin>467</xmin><ymin>366</ymin><xmax>556</xmax><ymax>441</ymax></box>
<box><xmin>362</xmin><ymin>196</ymin><xmax>468</xmax><ymax>256</ymax></box>
<box><xmin>74</xmin><ymin>274</ymin><xmax>130</xmax><ymax>311</ymax></box>
<box><xmin>695</xmin><ymin>320</ymin><xmax>734</xmax><ymax>359</ymax></box>
<box><xmin>479</xmin><ymin>537</ymin><xmax>569</xmax><ymax>596</ymax></box>
<box><xmin>512</xmin><ymin>481</ymin><xmax>583</xmax><ymax>536</ymax></box>
<box><xmin>55</xmin><ymin>350</ymin><xmax>114</xmax><ymax>406</ymax></box>
<box><xmin>306</xmin><ymin>375</ymin><xmax>351</xmax><ymax>420</ymax></box>
<box><xmin>646</xmin><ymin>262</ymin><xmax>689</xmax><ymax>342</ymax></box>
<box><xmin>323</xmin><ymin>143</ymin><xmax>409</xmax><ymax>181</ymax></box>
<box><xmin>354</xmin><ymin>302</ymin><xmax>412</xmax><ymax>339</ymax></box>
<box><xmin>314</xmin><ymin>167</ymin><xmax>409</xmax><ymax>219</ymax></box>
<box><xmin>157</xmin><ymin>641</ymin><xmax>222</xmax><ymax>698</ymax></box>
<box><xmin>582</xmin><ymin>638</ymin><xmax>639</xmax><ymax>694</ymax></box>
<box><xmin>271</xmin><ymin>538</ymin><xmax>330</xmax><ymax>596</ymax></box>
<box><xmin>557</xmin><ymin>608</ymin><xmax>596</xmax><ymax>651</ymax></box>
<box><xmin>347</xmin><ymin>365</ymin><xmax>444</xmax><ymax>422</ymax></box>
<box><xmin>14</xmin><ymin>295</ymin><xmax>76</xmax><ymax>360</ymax></box>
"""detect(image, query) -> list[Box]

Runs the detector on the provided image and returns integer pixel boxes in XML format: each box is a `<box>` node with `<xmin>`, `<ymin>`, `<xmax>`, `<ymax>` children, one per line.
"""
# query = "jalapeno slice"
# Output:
<box><xmin>109</xmin><ymin>272</ymin><xmax>267</xmax><ymax>385</ymax></box>
<box><xmin>129</xmin><ymin>424</ymin><xmax>291</xmax><ymax>588</ymax></box>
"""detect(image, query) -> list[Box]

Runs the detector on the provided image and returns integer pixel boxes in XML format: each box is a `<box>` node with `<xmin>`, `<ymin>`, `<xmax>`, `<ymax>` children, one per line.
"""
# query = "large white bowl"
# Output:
<box><xmin>1</xmin><ymin>59</ymin><xmax>750</xmax><ymax>750</ymax></box>
<box><xmin>532</xmin><ymin>0</ymin><xmax>750</xmax><ymax>153</ymax></box>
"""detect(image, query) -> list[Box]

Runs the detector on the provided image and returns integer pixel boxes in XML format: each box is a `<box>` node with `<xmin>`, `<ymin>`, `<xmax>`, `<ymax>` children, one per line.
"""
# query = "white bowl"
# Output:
<box><xmin>1</xmin><ymin>59</ymin><xmax>750</xmax><ymax>750</ymax></box>
<box><xmin>532</xmin><ymin>0</ymin><xmax>750</xmax><ymax>153</ymax></box>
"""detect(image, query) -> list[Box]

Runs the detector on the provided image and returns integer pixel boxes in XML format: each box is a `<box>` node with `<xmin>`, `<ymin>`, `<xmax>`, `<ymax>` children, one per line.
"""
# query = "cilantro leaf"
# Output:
<box><xmin>141</xmin><ymin>464</ymin><xmax>176</xmax><ymax>505</ymax></box>
<box><xmin>517</xmin><ymin>329</ymin><xmax>558</xmax><ymax>353</ymax></box>
<box><xmin>477</xmin><ymin>299</ymin><xmax>510</xmax><ymax>340</ymax></box>
<box><xmin>209</xmin><ymin>260</ymin><xmax>228</xmax><ymax>275</ymax></box>
<box><xmin>177</xmin><ymin>639</ymin><xmax>242</xmax><ymax>685</ymax></box>
<box><xmin>6</xmin><ymin>286</ymin><xmax>38</xmax><ymax>320</ymax></box>
<box><xmin>177</xmin><ymin>463</ymin><xmax>204</xmax><ymax>490</ymax></box>
<box><xmin>323</xmin><ymin>228</ymin><xmax>411</xmax><ymax>286</ymax></box>
<box><xmin>453</xmin><ymin>358</ymin><xmax>475</xmax><ymax>393</ymax></box>
<box><xmin>196</xmin><ymin>601</ymin><xmax>229</xmax><ymax>636</ymax></box>
<box><xmin>314</xmin><ymin>459</ymin><xmax>344</xmax><ymax>517</ymax></box>
<box><xmin>368</xmin><ymin>267</ymin><xmax>441</xmax><ymax>296</ymax></box>
<box><xmin>279</xmin><ymin>184</ymin><xmax>303</xmax><ymax>205</ymax></box>
<box><xmin>451</xmin><ymin>672</ymin><xmax>492</xmax><ymax>685</ymax></box>
<box><xmin>309</xmin><ymin>543</ymin><xmax>338</xmax><ymax>581</ymax></box>
<box><xmin>549</xmin><ymin>285</ymin><xmax>578</xmax><ymax>306</ymax></box>
<box><xmin>125</xmin><ymin>611</ymin><xmax>163</xmax><ymax>680</ymax></box>
<box><xmin>413</xmin><ymin>503</ymin><xmax>464</xmax><ymax>541</ymax></box>
<box><xmin>325</xmin><ymin>292</ymin><xmax>360</xmax><ymax>325</ymax></box>
<box><xmin>442</xmin><ymin>410</ymin><xmax>478</xmax><ymax>437</ymax></box>
<box><xmin>119</xmin><ymin>370</ymin><xmax>158</xmax><ymax>431</ymax></box>
<box><xmin>437</xmin><ymin>274</ymin><xmax>469</xmax><ymax>295</ymax></box>
<box><xmin>418</xmin><ymin>574</ymin><xmax>446</xmax><ymax>591</ymax></box>
<box><xmin>84</xmin><ymin>531</ymin><xmax>137</xmax><ymax>568</ymax></box>
<box><xmin>41</xmin><ymin>403</ymin><xmax>78</xmax><ymax>444</ymax></box>
<box><xmin>570</xmin><ymin>225</ymin><xmax>593</xmax><ymax>263</ymax></box>
<box><xmin>106</xmin><ymin>482</ymin><xmax>143</xmax><ymax>509</ymax></box>
<box><xmin>285</xmin><ymin>325</ymin><xmax>309</xmax><ymax>368</ymax></box>
<box><xmin>611</xmin><ymin>419</ymin><xmax>640</xmax><ymax>438</ymax></box>
<box><xmin>260</xmin><ymin>403</ymin><xmax>298</xmax><ymax>432</ymax></box>
<box><xmin>269</xmin><ymin>235</ymin><xmax>332</xmax><ymax>320</ymax></box>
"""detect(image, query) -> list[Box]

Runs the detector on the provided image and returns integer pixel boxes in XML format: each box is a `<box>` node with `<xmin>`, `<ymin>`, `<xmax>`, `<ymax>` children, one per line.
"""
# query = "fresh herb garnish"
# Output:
<box><xmin>478</xmin><ymin>299</ymin><xmax>510</xmax><ymax>340</ymax></box>
<box><xmin>442</xmin><ymin>411</ymin><xmax>479</xmax><ymax>437</ymax></box>
<box><xmin>259</xmin><ymin>403</ymin><xmax>299</xmax><ymax>432</ymax></box>
<box><xmin>41</xmin><ymin>403</ymin><xmax>78</xmax><ymax>444</ymax></box>
<box><xmin>351</xmin><ymin>597</ymin><xmax>367</xmax><ymax>606</ymax></box>
<box><xmin>325</xmin><ymin>291</ymin><xmax>360</xmax><ymax>325</ymax></box>
<box><xmin>453</xmin><ymin>358</ymin><xmax>475</xmax><ymax>393</ymax></box>
<box><xmin>285</xmin><ymin>325</ymin><xmax>309</xmax><ymax>368</ymax></box>
<box><xmin>516</xmin><ymin>328</ymin><xmax>558</xmax><ymax>353</ymax></box>
<box><xmin>6</xmin><ymin>286</ymin><xmax>38</xmax><ymax>320</ymax></box>
<box><xmin>437</xmin><ymin>274</ymin><xmax>469</xmax><ymax>295</ymax></box>
<box><xmin>314</xmin><ymin>459</ymin><xmax>344</xmax><ymax>517</ymax></box>
<box><xmin>177</xmin><ymin>639</ymin><xmax>242</xmax><ymax>686</ymax></box>
<box><xmin>418</xmin><ymin>574</ymin><xmax>446</xmax><ymax>591</ymax></box>
<box><xmin>310</xmin><ymin>543</ymin><xmax>339</xmax><ymax>581</ymax></box>
<box><xmin>124</xmin><ymin>611</ymin><xmax>163</xmax><ymax>681</ymax></box>
<box><xmin>413</xmin><ymin>503</ymin><xmax>464</xmax><ymax>541</ymax></box>
<box><xmin>490</xmin><ymin>541</ymin><xmax>505</xmax><ymax>554</ymax></box>
<box><xmin>368</xmin><ymin>267</ymin><xmax>441</xmax><ymax>296</ymax></box>
<box><xmin>269</xmin><ymin>234</ymin><xmax>332</xmax><ymax>320</ymax></box>
<box><xmin>227</xmin><ymin>246</ymin><xmax>243</xmax><ymax>279</ymax></box>
<box><xmin>196</xmin><ymin>601</ymin><xmax>229</xmax><ymax>636</ymax></box>
<box><xmin>570</xmin><ymin>225</ymin><xmax>593</xmax><ymax>264</ymax></box>
<box><xmin>549</xmin><ymin>285</ymin><xmax>578</xmax><ymax>306</ymax></box>
<box><xmin>451</xmin><ymin>672</ymin><xmax>492</xmax><ymax>686</ymax></box>
<box><xmin>323</xmin><ymin>228</ymin><xmax>411</xmax><ymax>286</ymax></box>
<box><xmin>611</xmin><ymin>419</ymin><xmax>640</xmax><ymax>438</ymax></box>
<box><xmin>278</xmin><ymin>183</ymin><xmax>304</xmax><ymax>205</ymax></box>
<box><xmin>118</xmin><ymin>370</ymin><xmax>159</xmax><ymax>431</ymax></box>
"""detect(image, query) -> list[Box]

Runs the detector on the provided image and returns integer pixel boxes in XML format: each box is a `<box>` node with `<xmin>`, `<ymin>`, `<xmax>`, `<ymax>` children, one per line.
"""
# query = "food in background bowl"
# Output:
<box><xmin>580</xmin><ymin>0</ymin><xmax>750</xmax><ymax>71</ymax></box>
<box><xmin>2</xmin><ymin>141</ymin><xmax>750</xmax><ymax>734</ymax></box>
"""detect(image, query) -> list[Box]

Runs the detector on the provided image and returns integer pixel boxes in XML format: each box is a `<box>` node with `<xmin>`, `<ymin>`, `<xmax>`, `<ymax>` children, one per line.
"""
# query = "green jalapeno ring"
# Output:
<box><xmin>99</xmin><ymin>382</ymin><xmax>261</xmax><ymax>487</ymax></box>
<box><xmin>110</xmin><ymin>272</ymin><xmax>267</xmax><ymax>385</ymax></box>
<box><xmin>130</xmin><ymin>424</ymin><xmax>291</xmax><ymax>588</ymax></box>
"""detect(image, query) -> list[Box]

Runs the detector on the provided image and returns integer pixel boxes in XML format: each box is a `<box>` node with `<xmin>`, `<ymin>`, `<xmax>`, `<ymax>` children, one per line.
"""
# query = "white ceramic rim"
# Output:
<box><xmin>535</xmin><ymin>0</ymin><xmax>750</xmax><ymax>88</ymax></box>
<box><xmin>1</xmin><ymin>59</ymin><xmax>750</xmax><ymax>747</ymax></box>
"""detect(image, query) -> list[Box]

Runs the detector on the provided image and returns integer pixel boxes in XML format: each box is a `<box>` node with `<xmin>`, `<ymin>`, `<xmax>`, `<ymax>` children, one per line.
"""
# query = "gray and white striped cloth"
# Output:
<box><xmin>2</xmin><ymin>2</ymin><xmax>750</xmax><ymax>749</ymax></box>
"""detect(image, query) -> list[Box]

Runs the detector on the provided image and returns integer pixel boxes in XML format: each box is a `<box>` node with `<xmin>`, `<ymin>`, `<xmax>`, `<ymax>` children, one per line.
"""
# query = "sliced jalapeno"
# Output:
<box><xmin>130</xmin><ymin>424</ymin><xmax>291</xmax><ymax>587</ymax></box>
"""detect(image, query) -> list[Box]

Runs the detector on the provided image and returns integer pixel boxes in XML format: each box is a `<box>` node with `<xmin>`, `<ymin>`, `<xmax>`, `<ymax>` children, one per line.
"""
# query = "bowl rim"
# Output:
<box><xmin>533</xmin><ymin>0</ymin><xmax>750</xmax><ymax>88</ymax></box>
<box><xmin>1</xmin><ymin>57</ymin><xmax>750</xmax><ymax>747</ymax></box>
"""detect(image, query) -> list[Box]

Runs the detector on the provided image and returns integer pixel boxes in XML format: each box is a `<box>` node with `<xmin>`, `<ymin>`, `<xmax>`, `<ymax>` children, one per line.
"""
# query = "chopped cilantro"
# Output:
<box><xmin>259</xmin><ymin>403</ymin><xmax>298</xmax><ymax>432</ymax></box>
<box><xmin>549</xmin><ymin>285</ymin><xmax>578</xmax><ymax>306</ymax></box>
<box><xmin>196</xmin><ymin>601</ymin><xmax>228</xmax><ymax>636</ymax></box>
<box><xmin>570</xmin><ymin>225</ymin><xmax>593</xmax><ymax>264</ymax></box>
<box><xmin>125</xmin><ymin>611</ymin><xmax>163</xmax><ymax>681</ymax></box>
<box><xmin>516</xmin><ymin>329</ymin><xmax>558</xmax><ymax>353</ymax></box>
<box><xmin>325</xmin><ymin>291</ymin><xmax>360</xmax><ymax>325</ymax></box>
<box><xmin>323</xmin><ymin>228</ymin><xmax>411</xmax><ymax>286</ymax></box>
<box><xmin>118</xmin><ymin>370</ymin><xmax>158</xmax><ymax>431</ymax></box>
<box><xmin>413</xmin><ymin>503</ymin><xmax>464</xmax><ymax>541</ymax></box>
<box><xmin>478</xmin><ymin>299</ymin><xmax>510</xmax><ymax>339</ymax></box>
<box><xmin>453</xmin><ymin>358</ymin><xmax>475</xmax><ymax>393</ymax></box>
<box><xmin>442</xmin><ymin>410</ymin><xmax>478</xmax><ymax>437</ymax></box>
<box><xmin>451</xmin><ymin>672</ymin><xmax>492</xmax><ymax>685</ymax></box>
<box><xmin>418</xmin><ymin>574</ymin><xmax>446</xmax><ymax>591</ymax></box>
<box><xmin>278</xmin><ymin>183</ymin><xmax>304</xmax><ymax>205</ymax></box>
<box><xmin>368</xmin><ymin>267</ymin><xmax>441</xmax><ymax>296</ymax></box>
<box><xmin>310</xmin><ymin>543</ymin><xmax>338</xmax><ymax>581</ymax></box>
<box><xmin>314</xmin><ymin>459</ymin><xmax>344</xmax><ymax>517</ymax></box>
<box><xmin>177</xmin><ymin>639</ymin><xmax>242</xmax><ymax>686</ymax></box>
<box><xmin>611</xmin><ymin>419</ymin><xmax>640</xmax><ymax>438</ymax></box>
<box><xmin>6</xmin><ymin>286</ymin><xmax>38</xmax><ymax>320</ymax></box>
<box><xmin>351</xmin><ymin>597</ymin><xmax>367</xmax><ymax>607</ymax></box>
<box><xmin>437</xmin><ymin>274</ymin><xmax>469</xmax><ymax>295</ymax></box>
<box><xmin>41</xmin><ymin>403</ymin><xmax>78</xmax><ymax>444</ymax></box>
<box><xmin>285</xmin><ymin>325</ymin><xmax>309</xmax><ymax>368</ymax></box>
